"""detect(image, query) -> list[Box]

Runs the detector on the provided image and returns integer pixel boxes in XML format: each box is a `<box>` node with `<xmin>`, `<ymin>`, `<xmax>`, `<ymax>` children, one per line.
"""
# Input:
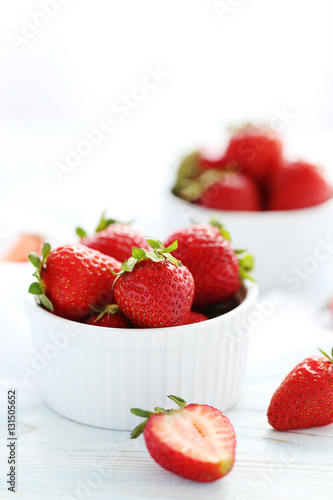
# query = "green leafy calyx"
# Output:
<box><xmin>115</xmin><ymin>239</ymin><xmax>181</xmax><ymax>276</ymax></box>
<box><xmin>238</xmin><ymin>251</ymin><xmax>255</xmax><ymax>282</ymax></box>
<box><xmin>210</xmin><ymin>217</ymin><xmax>231</xmax><ymax>242</ymax></box>
<box><xmin>76</xmin><ymin>211</ymin><xmax>130</xmax><ymax>239</ymax></box>
<box><xmin>130</xmin><ymin>395</ymin><xmax>187</xmax><ymax>439</ymax></box>
<box><xmin>89</xmin><ymin>304</ymin><xmax>120</xmax><ymax>322</ymax></box>
<box><xmin>28</xmin><ymin>243</ymin><xmax>54</xmax><ymax>312</ymax></box>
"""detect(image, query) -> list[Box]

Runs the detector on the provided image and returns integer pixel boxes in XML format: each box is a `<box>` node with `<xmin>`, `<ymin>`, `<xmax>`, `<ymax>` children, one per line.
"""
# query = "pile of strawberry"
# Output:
<box><xmin>28</xmin><ymin>213</ymin><xmax>253</xmax><ymax>327</ymax></box>
<box><xmin>173</xmin><ymin>125</ymin><xmax>333</xmax><ymax>211</ymax></box>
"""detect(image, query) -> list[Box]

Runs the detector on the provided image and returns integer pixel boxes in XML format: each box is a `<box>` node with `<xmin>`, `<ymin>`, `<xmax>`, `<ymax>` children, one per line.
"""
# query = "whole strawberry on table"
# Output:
<box><xmin>173</xmin><ymin>124</ymin><xmax>333</xmax><ymax>211</ymax></box>
<box><xmin>267</xmin><ymin>348</ymin><xmax>333</xmax><ymax>431</ymax></box>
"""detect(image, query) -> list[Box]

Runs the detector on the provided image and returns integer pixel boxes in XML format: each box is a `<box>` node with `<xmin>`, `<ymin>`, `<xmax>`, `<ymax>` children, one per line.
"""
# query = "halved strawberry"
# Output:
<box><xmin>131</xmin><ymin>396</ymin><xmax>236</xmax><ymax>482</ymax></box>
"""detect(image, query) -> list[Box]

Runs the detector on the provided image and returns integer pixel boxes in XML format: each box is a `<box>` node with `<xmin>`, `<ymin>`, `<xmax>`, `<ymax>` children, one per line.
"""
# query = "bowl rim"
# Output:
<box><xmin>26</xmin><ymin>279</ymin><xmax>259</xmax><ymax>335</ymax></box>
<box><xmin>168</xmin><ymin>188</ymin><xmax>333</xmax><ymax>218</ymax></box>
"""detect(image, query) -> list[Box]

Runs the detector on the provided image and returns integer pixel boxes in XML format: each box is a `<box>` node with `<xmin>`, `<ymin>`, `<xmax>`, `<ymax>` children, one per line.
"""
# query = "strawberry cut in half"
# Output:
<box><xmin>131</xmin><ymin>396</ymin><xmax>236</xmax><ymax>482</ymax></box>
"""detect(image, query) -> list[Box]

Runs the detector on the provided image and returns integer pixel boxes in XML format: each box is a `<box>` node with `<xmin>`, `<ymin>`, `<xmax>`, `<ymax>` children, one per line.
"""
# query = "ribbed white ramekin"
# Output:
<box><xmin>161</xmin><ymin>191</ymin><xmax>333</xmax><ymax>292</ymax></box>
<box><xmin>26</xmin><ymin>280</ymin><xmax>258</xmax><ymax>430</ymax></box>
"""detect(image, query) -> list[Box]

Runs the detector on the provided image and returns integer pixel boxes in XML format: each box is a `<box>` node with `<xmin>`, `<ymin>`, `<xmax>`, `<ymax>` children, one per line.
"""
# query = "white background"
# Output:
<box><xmin>0</xmin><ymin>0</ymin><xmax>333</xmax><ymax>241</ymax></box>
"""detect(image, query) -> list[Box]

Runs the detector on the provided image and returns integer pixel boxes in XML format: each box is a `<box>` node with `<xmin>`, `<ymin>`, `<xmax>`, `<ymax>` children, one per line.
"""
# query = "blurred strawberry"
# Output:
<box><xmin>186</xmin><ymin>311</ymin><xmax>208</xmax><ymax>324</ymax></box>
<box><xmin>224</xmin><ymin>126</ymin><xmax>283</xmax><ymax>181</ymax></box>
<box><xmin>268</xmin><ymin>161</ymin><xmax>333</xmax><ymax>210</ymax></box>
<box><xmin>1</xmin><ymin>234</ymin><xmax>43</xmax><ymax>262</ymax></box>
<box><xmin>197</xmin><ymin>172</ymin><xmax>262</xmax><ymax>211</ymax></box>
<box><xmin>77</xmin><ymin>212</ymin><xmax>149</xmax><ymax>263</ymax></box>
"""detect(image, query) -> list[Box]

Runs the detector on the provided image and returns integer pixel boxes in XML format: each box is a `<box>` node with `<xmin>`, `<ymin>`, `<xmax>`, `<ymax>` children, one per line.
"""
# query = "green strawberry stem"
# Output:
<box><xmin>210</xmin><ymin>218</ymin><xmax>231</xmax><ymax>242</ymax></box>
<box><xmin>28</xmin><ymin>243</ymin><xmax>54</xmax><ymax>312</ymax></box>
<box><xmin>76</xmin><ymin>211</ymin><xmax>132</xmax><ymax>239</ymax></box>
<box><xmin>130</xmin><ymin>396</ymin><xmax>187</xmax><ymax>439</ymax></box>
<box><xmin>89</xmin><ymin>303</ymin><xmax>120</xmax><ymax>322</ymax></box>
<box><xmin>318</xmin><ymin>347</ymin><xmax>333</xmax><ymax>363</ymax></box>
<box><xmin>112</xmin><ymin>239</ymin><xmax>181</xmax><ymax>279</ymax></box>
<box><xmin>210</xmin><ymin>218</ymin><xmax>255</xmax><ymax>282</ymax></box>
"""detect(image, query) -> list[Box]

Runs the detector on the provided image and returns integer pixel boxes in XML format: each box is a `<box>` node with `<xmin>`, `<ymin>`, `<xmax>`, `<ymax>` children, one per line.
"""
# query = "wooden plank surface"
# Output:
<box><xmin>0</xmin><ymin>371</ymin><xmax>332</xmax><ymax>500</ymax></box>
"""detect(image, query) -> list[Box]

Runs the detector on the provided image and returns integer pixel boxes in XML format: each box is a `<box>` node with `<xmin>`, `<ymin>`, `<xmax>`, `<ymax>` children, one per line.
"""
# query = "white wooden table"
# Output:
<box><xmin>0</xmin><ymin>264</ymin><xmax>333</xmax><ymax>500</ymax></box>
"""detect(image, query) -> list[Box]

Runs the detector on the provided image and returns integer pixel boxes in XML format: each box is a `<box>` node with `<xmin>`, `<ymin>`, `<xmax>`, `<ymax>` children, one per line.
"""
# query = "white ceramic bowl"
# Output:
<box><xmin>26</xmin><ymin>280</ymin><xmax>258</xmax><ymax>430</ymax></box>
<box><xmin>161</xmin><ymin>191</ymin><xmax>333</xmax><ymax>293</ymax></box>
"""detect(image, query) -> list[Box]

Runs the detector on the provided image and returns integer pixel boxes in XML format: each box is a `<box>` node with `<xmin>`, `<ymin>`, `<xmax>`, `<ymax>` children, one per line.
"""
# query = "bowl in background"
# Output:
<box><xmin>26</xmin><ymin>280</ymin><xmax>258</xmax><ymax>430</ymax></box>
<box><xmin>161</xmin><ymin>191</ymin><xmax>333</xmax><ymax>293</ymax></box>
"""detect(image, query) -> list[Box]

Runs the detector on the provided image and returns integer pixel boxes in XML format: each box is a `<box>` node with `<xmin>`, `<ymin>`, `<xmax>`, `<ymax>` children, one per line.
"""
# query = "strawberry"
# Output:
<box><xmin>85</xmin><ymin>304</ymin><xmax>129</xmax><ymax>328</ymax></box>
<box><xmin>186</xmin><ymin>311</ymin><xmax>208</xmax><ymax>324</ymax></box>
<box><xmin>267</xmin><ymin>348</ymin><xmax>333</xmax><ymax>431</ymax></box>
<box><xmin>113</xmin><ymin>240</ymin><xmax>194</xmax><ymax>328</ymax></box>
<box><xmin>268</xmin><ymin>161</ymin><xmax>333</xmax><ymax>210</ymax></box>
<box><xmin>224</xmin><ymin>126</ymin><xmax>283</xmax><ymax>181</ymax></box>
<box><xmin>164</xmin><ymin>221</ymin><xmax>253</xmax><ymax>309</ymax></box>
<box><xmin>130</xmin><ymin>395</ymin><xmax>236</xmax><ymax>482</ymax></box>
<box><xmin>198</xmin><ymin>152</ymin><xmax>231</xmax><ymax>171</ymax></box>
<box><xmin>1</xmin><ymin>234</ymin><xmax>43</xmax><ymax>262</ymax></box>
<box><xmin>197</xmin><ymin>172</ymin><xmax>262</xmax><ymax>211</ymax></box>
<box><xmin>76</xmin><ymin>212</ymin><xmax>150</xmax><ymax>263</ymax></box>
<box><xmin>28</xmin><ymin>243</ymin><xmax>121</xmax><ymax>322</ymax></box>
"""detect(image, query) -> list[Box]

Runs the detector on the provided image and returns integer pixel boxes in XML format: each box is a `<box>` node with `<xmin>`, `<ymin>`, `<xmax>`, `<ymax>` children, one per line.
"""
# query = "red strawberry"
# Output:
<box><xmin>197</xmin><ymin>172</ymin><xmax>262</xmax><ymax>211</ymax></box>
<box><xmin>76</xmin><ymin>212</ymin><xmax>150</xmax><ymax>262</ymax></box>
<box><xmin>85</xmin><ymin>304</ymin><xmax>129</xmax><ymax>328</ymax></box>
<box><xmin>130</xmin><ymin>395</ymin><xmax>236</xmax><ymax>482</ymax></box>
<box><xmin>186</xmin><ymin>311</ymin><xmax>208</xmax><ymax>324</ymax></box>
<box><xmin>198</xmin><ymin>152</ymin><xmax>231</xmax><ymax>171</ymax></box>
<box><xmin>28</xmin><ymin>243</ymin><xmax>121</xmax><ymax>321</ymax></box>
<box><xmin>267</xmin><ymin>348</ymin><xmax>333</xmax><ymax>431</ymax></box>
<box><xmin>224</xmin><ymin>126</ymin><xmax>283</xmax><ymax>181</ymax></box>
<box><xmin>164</xmin><ymin>222</ymin><xmax>253</xmax><ymax>309</ymax></box>
<box><xmin>268</xmin><ymin>161</ymin><xmax>332</xmax><ymax>210</ymax></box>
<box><xmin>113</xmin><ymin>240</ymin><xmax>194</xmax><ymax>328</ymax></box>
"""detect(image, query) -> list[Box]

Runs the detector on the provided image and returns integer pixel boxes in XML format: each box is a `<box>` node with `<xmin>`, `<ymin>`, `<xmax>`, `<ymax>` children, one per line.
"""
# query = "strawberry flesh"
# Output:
<box><xmin>144</xmin><ymin>404</ymin><xmax>236</xmax><ymax>482</ymax></box>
